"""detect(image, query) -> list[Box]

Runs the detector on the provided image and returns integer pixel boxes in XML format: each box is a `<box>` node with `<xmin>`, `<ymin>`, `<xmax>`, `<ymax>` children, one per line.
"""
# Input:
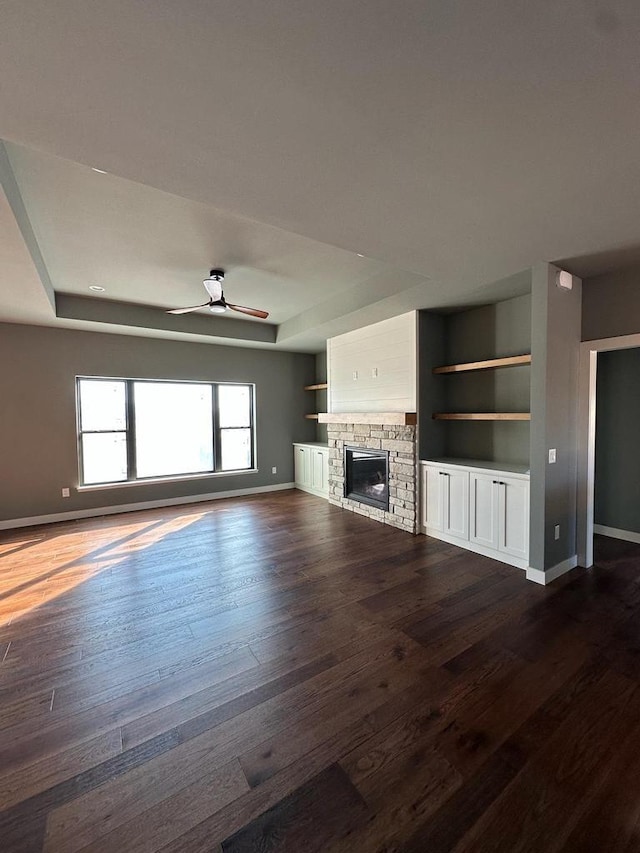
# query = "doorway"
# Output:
<box><xmin>577</xmin><ymin>332</ymin><xmax>640</xmax><ymax>567</ymax></box>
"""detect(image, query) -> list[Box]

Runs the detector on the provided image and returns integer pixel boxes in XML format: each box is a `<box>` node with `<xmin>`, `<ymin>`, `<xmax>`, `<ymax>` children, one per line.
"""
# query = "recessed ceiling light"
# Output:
<box><xmin>91</xmin><ymin>167</ymin><xmax>107</xmax><ymax>174</ymax></box>
<box><xmin>89</xmin><ymin>285</ymin><xmax>105</xmax><ymax>292</ymax></box>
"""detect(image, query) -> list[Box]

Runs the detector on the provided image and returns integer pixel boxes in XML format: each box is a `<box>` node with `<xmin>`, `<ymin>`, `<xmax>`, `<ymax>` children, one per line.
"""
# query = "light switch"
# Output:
<box><xmin>372</xmin><ymin>367</ymin><xmax>378</xmax><ymax>378</ymax></box>
<box><xmin>548</xmin><ymin>448</ymin><xmax>557</xmax><ymax>464</ymax></box>
<box><xmin>352</xmin><ymin>370</ymin><xmax>358</xmax><ymax>380</ymax></box>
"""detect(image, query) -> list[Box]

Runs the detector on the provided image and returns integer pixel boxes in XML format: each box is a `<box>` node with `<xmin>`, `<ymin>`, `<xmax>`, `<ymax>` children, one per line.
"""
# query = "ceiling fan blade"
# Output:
<box><xmin>203</xmin><ymin>279</ymin><xmax>222</xmax><ymax>301</ymax></box>
<box><xmin>227</xmin><ymin>303</ymin><xmax>270</xmax><ymax>319</ymax></box>
<box><xmin>167</xmin><ymin>302</ymin><xmax>211</xmax><ymax>315</ymax></box>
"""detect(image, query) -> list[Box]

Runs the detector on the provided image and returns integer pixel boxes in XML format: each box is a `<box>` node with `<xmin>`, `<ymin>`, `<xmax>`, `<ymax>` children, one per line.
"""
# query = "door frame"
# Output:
<box><xmin>577</xmin><ymin>332</ymin><xmax>640</xmax><ymax>567</ymax></box>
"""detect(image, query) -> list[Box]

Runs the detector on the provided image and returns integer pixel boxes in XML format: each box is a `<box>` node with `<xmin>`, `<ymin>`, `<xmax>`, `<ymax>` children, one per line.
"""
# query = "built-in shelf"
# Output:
<box><xmin>433</xmin><ymin>412</ymin><xmax>531</xmax><ymax>421</ymax></box>
<box><xmin>433</xmin><ymin>354</ymin><xmax>531</xmax><ymax>375</ymax></box>
<box><xmin>304</xmin><ymin>381</ymin><xmax>328</xmax><ymax>419</ymax></box>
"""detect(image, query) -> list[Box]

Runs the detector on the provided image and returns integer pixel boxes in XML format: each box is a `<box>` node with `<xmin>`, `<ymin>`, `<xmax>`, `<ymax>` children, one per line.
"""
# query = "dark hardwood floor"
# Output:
<box><xmin>1</xmin><ymin>490</ymin><xmax>640</xmax><ymax>851</ymax></box>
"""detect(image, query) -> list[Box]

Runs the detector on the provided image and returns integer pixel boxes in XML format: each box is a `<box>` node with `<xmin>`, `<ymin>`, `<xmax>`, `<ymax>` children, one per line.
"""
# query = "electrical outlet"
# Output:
<box><xmin>554</xmin><ymin>524</ymin><xmax>560</xmax><ymax>540</ymax></box>
<box><xmin>61</xmin><ymin>487</ymin><xmax>70</xmax><ymax>498</ymax></box>
<box><xmin>352</xmin><ymin>370</ymin><xmax>358</xmax><ymax>380</ymax></box>
<box><xmin>548</xmin><ymin>448</ymin><xmax>557</xmax><ymax>464</ymax></box>
<box><xmin>372</xmin><ymin>367</ymin><xmax>378</xmax><ymax>378</ymax></box>
<box><xmin>271</xmin><ymin>466</ymin><xmax>277</xmax><ymax>474</ymax></box>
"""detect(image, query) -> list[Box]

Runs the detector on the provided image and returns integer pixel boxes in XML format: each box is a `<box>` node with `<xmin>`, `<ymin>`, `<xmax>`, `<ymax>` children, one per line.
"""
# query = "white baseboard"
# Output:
<box><xmin>294</xmin><ymin>484</ymin><xmax>330</xmax><ymax>500</ymax></box>
<box><xmin>0</xmin><ymin>483</ymin><xmax>296</xmax><ymax>531</ymax></box>
<box><xmin>594</xmin><ymin>524</ymin><xmax>640</xmax><ymax>545</ymax></box>
<box><xmin>526</xmin><ymin>554</ymin><xmax>578</xmax><ymax>586</ymax></box>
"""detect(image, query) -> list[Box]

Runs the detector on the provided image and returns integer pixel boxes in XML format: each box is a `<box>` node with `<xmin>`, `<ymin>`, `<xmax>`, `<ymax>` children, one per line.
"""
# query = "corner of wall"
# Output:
<box><xmin>528</xmin><ymin>263</ymin><xmax>583</xmax><ymax>573</ymax></box>
<box><xmin>526</xmin><ymin>554</ymin><xmax>578</xmax><ymax>586</ymax></box>
<box><xmin>417</xmin><ymin>311</ymin><xmax>446</xmax><ymax>460</ymax></box>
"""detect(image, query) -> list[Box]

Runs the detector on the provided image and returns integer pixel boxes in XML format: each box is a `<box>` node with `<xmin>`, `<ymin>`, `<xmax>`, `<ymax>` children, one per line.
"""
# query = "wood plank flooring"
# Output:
<box><xmin>1</xmin><ymin>490</ymin><xmax>639</xmax><ymax>851</ymax></box>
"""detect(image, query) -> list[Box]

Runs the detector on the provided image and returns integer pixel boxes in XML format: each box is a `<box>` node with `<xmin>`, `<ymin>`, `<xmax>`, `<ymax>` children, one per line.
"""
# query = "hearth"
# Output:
<box><xmin>344</xmin><ymin>446</ymin><xmax>390</xmax><ymax>511</ymax></box>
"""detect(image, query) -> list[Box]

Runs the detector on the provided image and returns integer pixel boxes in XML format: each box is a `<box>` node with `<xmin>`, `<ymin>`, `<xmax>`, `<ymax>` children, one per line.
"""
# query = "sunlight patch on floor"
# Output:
<box><xmin>0</xmin><ymin>512</ymin><xmax>207</xmax><ymax>626</ymax></box>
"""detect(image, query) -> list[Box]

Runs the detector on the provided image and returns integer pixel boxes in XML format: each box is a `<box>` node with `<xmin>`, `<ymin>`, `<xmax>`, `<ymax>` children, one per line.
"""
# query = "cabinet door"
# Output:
<box><xmin>294</xmin><ymin>446</ymin><xmax>310</xmax><ymax>488</ymax></box>
<box><xmin>498</xmin><ymin>477</ymin><xmax>529</xmax><ymax>561</ymax></box>
<box><xmin>422</xmin><ymin>465</ymin><xmax>443</xmax><ymax>532</ymax></box>
<box><xmin>469</xmin><ymin>473</ymin><xmax>499</xmax><ymax>550</ymax></box>
<box><xmin>311</xmin><ymin>449</ymin><xmax>328</xmax><ymax>494</ymax></box>
<box><xmin>443</xmin><ymin>469</ymin><xmax>469</xmax><ymax>540</ymax></box>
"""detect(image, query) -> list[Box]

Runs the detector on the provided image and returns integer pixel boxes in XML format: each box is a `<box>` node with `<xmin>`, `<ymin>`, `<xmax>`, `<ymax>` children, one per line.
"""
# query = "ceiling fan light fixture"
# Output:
<box><xmin>168</xmin><ymin>267</ymin><xmax>268</xmax><ymax>319</ymax></box>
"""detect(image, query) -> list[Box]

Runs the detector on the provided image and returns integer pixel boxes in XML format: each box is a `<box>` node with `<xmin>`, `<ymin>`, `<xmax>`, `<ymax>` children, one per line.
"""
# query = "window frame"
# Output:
<box><xmin>76</xmin><ymin>376</ymin><xmax>256</xmax><ymax>487</ymax></box>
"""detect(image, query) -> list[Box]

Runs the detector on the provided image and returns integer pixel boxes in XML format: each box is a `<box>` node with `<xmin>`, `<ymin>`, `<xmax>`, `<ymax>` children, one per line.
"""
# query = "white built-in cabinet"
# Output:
<box><xmin>421</xmin><ymin>460</ymin><xmax>529</xmax><ymax>569</ymax></box>
<box><xmin>293</xmin><ymin>443</ymin><xmax>329</xmax><ymax>498</ymax></box>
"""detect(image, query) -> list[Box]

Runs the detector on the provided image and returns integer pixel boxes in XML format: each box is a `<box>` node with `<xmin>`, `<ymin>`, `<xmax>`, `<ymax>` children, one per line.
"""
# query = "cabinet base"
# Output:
<box><xmin>420</xmin><ymin>525</ymin><xmax>528</xmax><ymax>571</ymax></box>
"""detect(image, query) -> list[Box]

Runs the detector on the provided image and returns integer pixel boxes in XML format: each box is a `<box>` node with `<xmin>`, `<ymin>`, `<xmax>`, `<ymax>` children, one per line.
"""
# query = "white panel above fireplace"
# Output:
<box><xmin>327</xmin><ymin>311</ymin><xmax>417</xmax><ymax>413</ymax></box>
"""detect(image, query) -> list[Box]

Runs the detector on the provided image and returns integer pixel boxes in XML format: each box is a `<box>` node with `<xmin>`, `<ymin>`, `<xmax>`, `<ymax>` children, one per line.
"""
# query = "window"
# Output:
<box><xmin>134</xmin><ymin>382</ymin><xmax>214</xmax><ymax>479</ymax></box>
<box><xmin>77</xmin><ymin>377</ymin><xmax>255</xmax><ymax>486</ymax></box>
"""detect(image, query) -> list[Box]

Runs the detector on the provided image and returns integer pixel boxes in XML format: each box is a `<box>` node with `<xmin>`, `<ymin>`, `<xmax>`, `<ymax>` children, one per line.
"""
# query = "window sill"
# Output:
<box><xmin>77</xmin><ymin>468</ymin><xmax>259</xmax><ymax>492</ymax></box>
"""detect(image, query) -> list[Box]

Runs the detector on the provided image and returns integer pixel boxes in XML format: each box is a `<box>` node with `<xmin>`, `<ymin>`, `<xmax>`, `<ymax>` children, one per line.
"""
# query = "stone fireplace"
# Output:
<box><xmin>319</xmin><ymin>415</ymin><xmax>417</xmax><ymax>534</ymax></box>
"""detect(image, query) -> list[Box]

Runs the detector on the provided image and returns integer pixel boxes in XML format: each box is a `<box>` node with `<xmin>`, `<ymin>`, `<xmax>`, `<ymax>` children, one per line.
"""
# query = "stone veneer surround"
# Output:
<box><xmin>327</xmin><ymin>422</ymin><xmax>417</xmax><ymax>533</ymax></box>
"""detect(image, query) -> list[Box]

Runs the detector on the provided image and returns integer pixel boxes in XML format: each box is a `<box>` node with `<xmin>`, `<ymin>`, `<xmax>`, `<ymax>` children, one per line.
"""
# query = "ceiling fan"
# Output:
<box><xmin>167</xmin><ymin>269</ymin><xmax>269</xmax><ymax>319</ymax></box>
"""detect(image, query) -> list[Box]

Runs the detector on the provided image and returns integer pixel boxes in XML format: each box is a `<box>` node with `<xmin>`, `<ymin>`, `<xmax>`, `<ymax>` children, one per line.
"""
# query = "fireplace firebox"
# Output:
<box><xmin>344</xmin><ymin>446</ymin><xmax>390</xmax><ymax>511</ymax></box>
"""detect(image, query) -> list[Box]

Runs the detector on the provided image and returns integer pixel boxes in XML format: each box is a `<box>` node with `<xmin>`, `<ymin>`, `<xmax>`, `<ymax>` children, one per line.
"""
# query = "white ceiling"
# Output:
<box><xmin>1</xmin><ymin>0</ymin><xmax>640</xmax><ymax>350</ymax></box>
<box><xmin>7</xmin><ymin>143</ymin><xmax>423</xmax><ymax>322</ymax></box>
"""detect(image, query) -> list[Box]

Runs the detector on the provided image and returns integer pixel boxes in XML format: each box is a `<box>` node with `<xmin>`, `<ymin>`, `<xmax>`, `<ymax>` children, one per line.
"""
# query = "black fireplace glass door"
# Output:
<box><xmin>344</xmin><ymin>447</ymin><xmax>389</xmax><ymax>511</ymax></box>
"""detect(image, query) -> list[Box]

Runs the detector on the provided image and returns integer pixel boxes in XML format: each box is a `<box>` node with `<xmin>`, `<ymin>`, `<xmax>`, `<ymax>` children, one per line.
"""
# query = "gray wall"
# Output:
<box><xmin>440</xmin><ymin>294</ymin><xmax>531</xmax><ymax>465</ymax></box>
<box><xmin>314</xmin><ymin>350</ymin><xmax>328</xmax><ymax>444</ymax></box>
<box><xmin>417</xmin><ymin>311</ymin><xmax>446</xmax><ymax>461</ymax></box>
<box><xmin>529</xmin><ymin>264</ymin><xmax>582</xmax><ymax>572</ymax></box>
<box><xmin>594</xmin><ymin>348</ymin><xmax>640</xmax><ymax>534</ymax></box>
<box><xmin>443</xmin><ymin>293</ymin><xmax>532</xmax><ymax>364</ymax></box>
<box><xmin>0</xmin><ymin>323</ymin><xmax>316</xmax><ymax>522</ymax></box>
<box><xmin>582</xmin><ymin>266</ymin><xmax>640</xmax><ymax>341</ymax></box>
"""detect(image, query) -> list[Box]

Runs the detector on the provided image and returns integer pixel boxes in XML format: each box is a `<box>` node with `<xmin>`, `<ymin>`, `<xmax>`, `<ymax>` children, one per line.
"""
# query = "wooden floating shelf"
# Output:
<box><xmin>304</xmin><ymin>414</ymin><xmax>320</xmax><ymax>420</ymax></box>
<box><xmin>433</xmin><ymin>413</ymin><xmax>531</xmax><ymax>421</ymax></box>
<box><xmin>304</xmin><ymin>383</ymin><xmax>328</xmax><ymax>391</ymax></box>
<box><xmin>318</xmin><ymin>412</ymin><xmax>417</xmax><ymax>425</ymax></box>
<box><xmin>433</xmin><ymin>354</ymin><xmax>531</xmax><ymax>375</ymax></box>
